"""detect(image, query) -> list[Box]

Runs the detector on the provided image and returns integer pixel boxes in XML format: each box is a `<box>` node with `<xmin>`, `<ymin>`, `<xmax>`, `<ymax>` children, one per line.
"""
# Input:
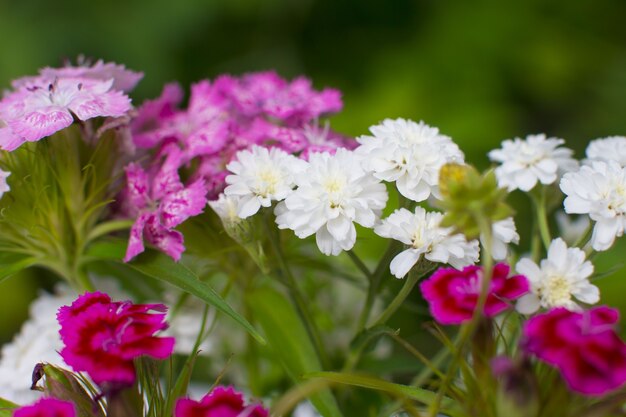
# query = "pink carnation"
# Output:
<box><xmin>420</xmin><ymin>263</ymin><xmax>529</xmax><ymax>325</ymax></box>
<box><xmin>0</xmin><ymin>77</ymin><xmax>131</xmax><ymax>150</ymax></box>
<box><xmin>523</xmin><ymin>306</ymin><xmax>626</xmax><ymax>396</ymax></box>
<box><xmin>175</xmin><ymin>386</ymin><xmax>268</xmax><ymax>417</ymax></box>
<box><xmin>13</xmin><ymin>398</ymin><xmax>76</xmax><ymax>417</ymax></box>
<box><xmin>57</xmin><ymin>292</ymin><xmax>175</xmax><ymax>387</ymax></box>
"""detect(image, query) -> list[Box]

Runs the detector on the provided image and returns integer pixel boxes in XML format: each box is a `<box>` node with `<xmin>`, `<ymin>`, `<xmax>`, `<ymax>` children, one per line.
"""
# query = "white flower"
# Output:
<box><xmin>374</xmin><ymin>207</ymin><xmax>479</xmax><ymax>278</ymax></box>
<box><xmin>0</xmin><ymin>168</ymin><xmax>9</xmax><ymax>197</ymax></box>
<box><xmin>560</xmin><ymin>160</ymin><xmax>626</xmax><ymax>251</ymax></box>
<box><xmin>585</xmin><ymin>136</ymin><xmax>626</xmax><ymax>167</ymax></box>
<box><xmin>208</xmin><ymin>193</ymin><xmax>241</xmax><ymax>225</ymax></box>
<box><xmin>224</xmin><ymin>145</ymin><xmax>306</xmax><ymax>219</ymax></box>
<box><xmin>488</xmin><ymin>134</ymin><xmax>578</xmax><ymax>192</ymax></box>
<box><xmin>480</xmin><ymin>217</ymin><xmax>520</xmax><ymax>261</ymax></box>
<box><xmin>0</xmin><ymin>287</ymin><xmax>75</xmax><ymax>404</ymax></box>
<box><xmin>516</xmin><ymin>238</ymin><xmax>597</xmax><ymax>314</ymax></box>
<box><xmin>356</xmin><ymin>118</ymin><xmax>464</xmax><ymax>202</ymax></box>
<box><xmin>275</xmin><ymin>149</ymin><xmax>388</xmax><ymax>256</ymax></box>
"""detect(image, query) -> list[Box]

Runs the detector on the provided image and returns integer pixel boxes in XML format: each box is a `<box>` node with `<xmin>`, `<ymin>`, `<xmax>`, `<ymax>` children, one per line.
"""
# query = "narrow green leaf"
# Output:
<box><xmin>247</xmin><ymin>287</ymin><xmax>343</xmax><ymax>417</ymax></box>
<box><xmin>306</xmin><ymin>371</ymin><xmax>462</xmax><ymax>417</ymax></box>
<box><xmin>128</xmin><ymin>250</ymin><xmax>265</xmax><ymax>345</ymax></box>
<box><xmin>0</xmin><ymin>397</ymin><xmax>17</xmax><ymax>417</ymax></box>
<box><xmin>0</xmin><ymin>253</ymin><xmax>38</xmax><ymax>283</ymax></box>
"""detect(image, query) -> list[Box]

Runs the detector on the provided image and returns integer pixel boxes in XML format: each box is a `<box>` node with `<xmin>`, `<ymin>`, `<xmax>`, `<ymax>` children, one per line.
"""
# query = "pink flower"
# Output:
<box><xmin>523</xmin><ymin>306</ymin><xmax>626</xmax><ymax>396</ymax></box>
<box><xmin>122</xmin><ymin>145</ymin><xmax>208</xmax><ymax>262</ymax></box>
<box><xmin>0</xmin><ymin>77</ymin><xmax>131</xmax><ymax>150</ymax></box>
<box><xmin>57</xmin><ymin>292</ymin><xmax>175</xmax><ymax>387</ymax></box>
<box><xmin>175</xmin><ymin>386</ymin><xmax>269</xmax><ymax>417</ymax></box>
<box><xmin>420</xmin><ymin>263</ymin><xmax>529</xmax><ymax>325</ymax></box>
<box><xmin>13</xmin><ymin>398</ymin><xmax>76</xmax><ymax>417</ymax></box>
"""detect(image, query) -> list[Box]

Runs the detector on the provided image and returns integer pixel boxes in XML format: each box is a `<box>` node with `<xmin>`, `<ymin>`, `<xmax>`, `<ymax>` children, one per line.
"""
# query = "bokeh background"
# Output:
<box><xmin>1</xmin><ymin>0</ymin><xmax>626</xmax><ymax>340</ymax></box>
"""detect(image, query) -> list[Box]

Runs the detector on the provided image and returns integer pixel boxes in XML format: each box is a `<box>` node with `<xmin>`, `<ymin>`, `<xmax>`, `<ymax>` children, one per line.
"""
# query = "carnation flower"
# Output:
<box><xmin>57</xmin><ymin>292</ymin><xmax>175</xmax><ymax>387</ymax></box>
<box><xmin>13</xmin><ymin>398</ymin><xmax>76</xmax><ymax>417</ymax></box>
<box><xmin>420</xmin><ymin>263</ymin><xmax>529</xmax><ymax>325</ymax></box>
<box><xmin>225</xmin><ymin>145</ymin><xmax>306</xmax><ymax>219</ymax></box>
<box><xmin>585</xmin><ymin>136</ymin><xmax>626</xmax><ymax>167</ymax></box>
<box><xmin>356</xmin><ymin>118</ymin><xmax>464</xmax><ymax>202</ymax></box>
<box><xmin>523</xmin><ymin>306</ymin><xmax>626</xmax><ymax>396</ymax></box>
<box><xmin>208</xmin><ymin>193</ymin><xmax>242</xmax><ymax>226</ymax></box>
<box><xmin>374</xmin><ymin>207</ymin><xmax>479</xmax><ymax>278</ymax></box>
<box><xmin>516</xmin><ymin>238</ymin><xmax>597</xmax><ymax>314</ymax></box>
<box><xmin>482</xmin><ymin>217</ymin><xmax>519</xmax><ymax>261</ymax></box>
<box><xmin>122</xmin><ymin>145</ymin><xmax>208</xmax><ymax>262</ymax></box>
<box><xmin>175</xmin><ymin>386</ymin><xmax>268</xmax><ymax>417</ymax></box>
<box><xmin>488</xmin><ymin>134</ymin><xmax>578</xmax><ymax>192</ymax></box>
<box><xmin>560</xmin><ymin>160</ymin><xmax>626</xmax><ymax>251</ymax></box>
<box><xmin>0</xmin><ymin>77</ymin><xmax>131</xmax><ymax>150</ymax></box>
<box><xmin>275</xmin><ymin>149</ymin><xmax>388</xmax><ymax>256</ymax></box>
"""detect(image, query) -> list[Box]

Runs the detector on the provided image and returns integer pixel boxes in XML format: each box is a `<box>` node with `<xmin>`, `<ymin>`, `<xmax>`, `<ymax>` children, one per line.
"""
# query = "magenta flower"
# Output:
<box><xmin>175</xmin><ymin>386</ymin><xmax>269</xmax><ymax>417</ymax></box>
<box><xmin>57</xmin><ymin>292</ymin><xmax>175</xmax><ymax>387</ymax></box>
<box><xmin>122</xmin><ymin>144</ymin><xmax>207</xmax><ymax>262</ymax></box>
<box><xmin>420</xmin><ymin>263</ymin><xmax>529</xmax><ymax>325</ymax></box>
<box><xmin>523</xmin><ymin>306</ymin><xmax>626</xmax><ymax>396</ymax></box>
<box><xmin>0</xmin><ymin>77</ymin><xmax>131</xmax><ymax>150</ymax></box>
<box><xmin>13</xmin><ymin>398</ymin><xmax>76</xmax><ymax>417</ymax></box>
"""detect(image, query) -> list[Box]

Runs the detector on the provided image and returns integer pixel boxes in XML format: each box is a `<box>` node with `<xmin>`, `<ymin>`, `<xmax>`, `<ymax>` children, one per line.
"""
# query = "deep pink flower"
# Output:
<box><xmin>57</xmin><ymin>292</ymin><xmax>175</xmax><ymax>387</ymax></box>
<box><xmin>523</xmin><ymin>306</ymin><xmax>626</xmax><ymax>396</ymax></box>
<box><xmin>13</xmin><ymin>398</ymin><xmax>76</xmax><ymax>417</ymax></box>
<box><xmin>122</xmin><ymin>145</ymin><xmax>208</xmax><ymax>262</ymax></box>
<box><xmin>420</xmin><ymin>263</ymin><xmax>529</xmax><ymax>325</ymax></box>
<box><xmin>0</xmin><ymin>77</ymin><xmax>131</xmax><ymax>150</ymax></box>
<box><xmin>175</xmin><ymin>386</ymin><xmax>269</xmax><ymax>417</ymax></box>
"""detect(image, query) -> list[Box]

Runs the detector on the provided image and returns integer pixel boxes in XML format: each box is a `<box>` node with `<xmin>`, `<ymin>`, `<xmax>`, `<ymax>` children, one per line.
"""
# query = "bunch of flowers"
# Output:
<box><xmin>1</xmin><ymin>58</ymin><xmax>626</xmax><ymax>417</ymax></box>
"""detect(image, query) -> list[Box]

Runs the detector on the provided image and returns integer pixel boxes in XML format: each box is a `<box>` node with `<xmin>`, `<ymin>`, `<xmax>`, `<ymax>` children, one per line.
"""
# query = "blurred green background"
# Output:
<box><xmin>1</xmin><ymin>0</ymin><xmax>626</xmax><ymax>341</ymax></box>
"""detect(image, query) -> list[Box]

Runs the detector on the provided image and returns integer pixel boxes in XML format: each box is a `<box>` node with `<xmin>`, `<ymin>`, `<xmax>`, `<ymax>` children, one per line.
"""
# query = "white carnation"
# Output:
<box><xmin>560</xmin><ymin>160</ymin><xmax>626</xmax><ymax>251</ymax></box>
<box><xmin>516</xmin><ymin>238</ymin><xmax>597</xmax><ymax>314</ymax></box>
<box><xmin>356</xmin><ymin>118</ymin><xmax>464</xmax><ymax>202</ymax></box>
<box><xmin>275</xmin><ymin>149</ymin><xmax>388</xmax><ymax>256</ymax></box>
<box><xmin>224</xmin><ymin>145</ymin><xmax>306</xmax><ymax>219</ymax></box>
<box><xmin>481</xmin><ymin>217</ymin><xmax>520</xmax><ymax>261</ymax></box>
<box><xmin>488</xmin><ymin>134</ymin><xmax>578</xmax><ymax>192</ymax></box>
<box><xmin>374</xmin><ymin>207</ymin><xmax>479</xmax><ymax>278</ymax></box>
<box><xmin>585</xmin><ymin>136</ymin><xmax>626</xmax><ymax>167</ymax></box>
<box><xmin>208</xmin><ymin>193</ymin><xmax>241</xmax><ymax>225</ymax></box>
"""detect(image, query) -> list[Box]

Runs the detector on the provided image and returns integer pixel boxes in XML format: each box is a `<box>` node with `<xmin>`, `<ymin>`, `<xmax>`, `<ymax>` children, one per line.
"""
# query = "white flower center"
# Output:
<box><xmin>255</xmin><ymin>167</ymin><xmax>281</xmax><ymax>197</ymax></box>
<box><xmin>323</xmin><ymin>177</ymin><xmax>347</xmax><ymax>208</ymax></box>
<box><xmin>540</xmin><ymin>275</ymin><xmax>572</xmax><ymax>307</ymax></box>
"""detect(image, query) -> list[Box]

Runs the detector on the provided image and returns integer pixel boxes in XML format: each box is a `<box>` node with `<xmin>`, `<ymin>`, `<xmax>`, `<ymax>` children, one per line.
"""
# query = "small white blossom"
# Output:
<box><xmin>481</xmin><ymin>217</ymin><xmax>520</xmax><ymax>261</ymax></box>
<box><xmin>275</xmin><ymin>149</ymin><xmax>388</xmax><ymax>256</ymax></box>
<box><xmin>356</xmin><ymin>118</ymin><xmax>464</xmax><ymax>202</ymax></box>
<box><xmin>516</xmin><ymin>238</ymin><xmax>597</xmax><ymax>314</ymax></box>
<box><xmin>0</xmin><ymin>168</ymin><xmax>9</xmax><ymax>198</ymax></box>
<box><xmin>208</xmin><ymin>193</ymin><xmax>241</xmax><ymax>225</ymax></box>
<box><xmin>374</xmin><ymin>207</ymin><xmax>479</xmax><ymax>278</ymax></box>
<box><xmin>488</xmin><ymin>134</ymin><xmax>578</xmax><ymax>192</ymax></box>
<box><xmin>560</xmin><ymin>160</ymin><xmax>626</xmax><ymax>251</ymax></box>
<box><xmin>585</xmin><ymin>136</ymin><xmax>626</xmax><ymax>167</ymax></box>
<box><xmin>224</xmin><ymin>145</ymin><xmax>306</xmax><ymax>219</ymax></box>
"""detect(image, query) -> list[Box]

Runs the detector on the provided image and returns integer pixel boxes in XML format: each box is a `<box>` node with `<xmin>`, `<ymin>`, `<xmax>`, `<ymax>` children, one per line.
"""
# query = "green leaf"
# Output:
<box><xmin>246</xmin><ymin>287</ymin><xmax>343</xmax><ymax>417</ymax></box>
<box><xmin>128</xmin><ymin>249</ymin><xmax>265</xmax><ymax>345</ymax></box>
<box><xmin>0</xmin><ymin>397</ymin><xmax>17</xmax><ymax>417</ymax></box>
<box><xmin>305</xmin><ymin>371</ymin><xmax>462</xmax><ymax>417</ymax></box>
<box><xmin>0</xmin><ymin>253</ymin><xmax>38</xmax><ymax>283</ymax></box>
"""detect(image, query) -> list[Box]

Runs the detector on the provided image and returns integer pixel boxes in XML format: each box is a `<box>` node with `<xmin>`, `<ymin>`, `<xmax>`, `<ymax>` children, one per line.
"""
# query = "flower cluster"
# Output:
<box><xmin>57</xmin><ymin>292</ymin><xmax>175</xmax><ymax>387</ymax></box>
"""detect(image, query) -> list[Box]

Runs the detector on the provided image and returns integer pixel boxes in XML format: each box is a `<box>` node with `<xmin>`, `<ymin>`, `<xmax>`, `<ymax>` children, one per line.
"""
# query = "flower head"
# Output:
<box><xmin>374</xmin><ymin>207</ymin><xmax>479</xmax><ymax>278</ymax></box>
<box><xmin>57</xmin><ymin>292</ymin><xmax>175</xmax><ymax>387</ymax></box>
<box><xmin>0</xmin><ymin>77</ymin><xmax>131</xmax><ymax>150</ymax></box>
<box><xmin>561</xmin><ymin>160</ymin><xmax>626</xmax><ymax>251</ymax></box>
<box><xmin>585</xmin><ymin>136</ymin><xmax>626</xmax><ymax>167</ymax></box>
<box><xmin>13</xmin><ymin>398</ymin><xmax>76</xmax><ymax>417</ymax></box>
<box><xmin>175</xmin><ymin>386</ymin><xmax>268</xmax><ymax>417</ymax></box>
<box><xmin>356</xmin><ymin>118</ymin><xmax>464</xmax><ymax>202</ymax></box>
<box><xmin>483</xmin><ymin>217</ymin><xmax>520</xmax><ymax>261</ymax></box>
<box><xmin>488</xmin><ymin>134</ymin><xmax>578</xmax><ymax>192</ymax></box>
<box><xmin>225</xmin><ymin>145</ymin><xmax>306</xmax><ymax>219</ymax></box>
<box><xmin>516</xmin><ymin>238</ymin><xmax>597</xmax><ymax>314</ymax></box>
<box><xmin>420</xmin><ymin>263</ymin><xmax>529</xmax><ymax>324</ymax></box>
<box><xmin>523</xmin><ymin>306</ymin><xmax>626</xmax><ymax>396</ymax></box>
<box><xmin>275</xmin><ymin>149</ymin><xmax>388</xmax><ymax>255</ymax></box>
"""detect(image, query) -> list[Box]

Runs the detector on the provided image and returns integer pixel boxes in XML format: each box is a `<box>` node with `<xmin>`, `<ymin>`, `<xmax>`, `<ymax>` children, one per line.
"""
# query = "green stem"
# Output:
<box><xmin>263</xmin><ymin>214</ymin><xmax>329</xmax><ymax>368</ymax></box>
<box><xmin>371</xmin><ymin>266</ymin><xmax>424</xmax><ymax>327</ymax></box>
<box><xmin>346</xmin><ymin>249</ymin><xmax>372</xmax><ymax>279</ymax></box>
<box><xmin>531</xmin><ymin>188</ymin><xmax>551</xmax><ymax>250</ymax></box>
